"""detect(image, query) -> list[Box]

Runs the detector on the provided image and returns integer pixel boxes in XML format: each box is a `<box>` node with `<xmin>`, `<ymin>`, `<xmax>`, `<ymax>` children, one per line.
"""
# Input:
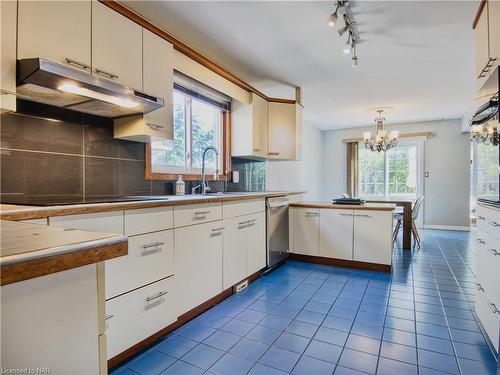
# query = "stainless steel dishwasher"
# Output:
<box><xmin>266</xmin><ymin>196</ymin><xmax>290</xmax><ymax>268</ymax></box>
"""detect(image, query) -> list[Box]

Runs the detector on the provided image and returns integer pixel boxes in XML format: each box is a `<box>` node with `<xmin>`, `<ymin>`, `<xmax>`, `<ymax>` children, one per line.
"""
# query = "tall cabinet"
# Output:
<box><xmin>268</xmin><ymin>102</ymin><xmax>303</xmax><ymax>160</ymax></box>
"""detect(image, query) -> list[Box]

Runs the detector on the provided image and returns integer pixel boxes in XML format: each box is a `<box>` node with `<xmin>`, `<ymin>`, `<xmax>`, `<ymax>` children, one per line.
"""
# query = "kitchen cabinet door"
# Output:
<box><xmin>319</xmin><ymin>209</ymin><xmax>353</xmax><ymax>260</ymax></box>
<box><xmin>246</xmin><ymin>212</ymin><xmax>267</xmax><ymax>275</ymax></box>
<box><xmin>106</xmin><ymin>277</ymin><xmax>177</xmax><ymax>359</ymax></box>
<box><xmin>489</xmin><ymin>0</ymin><xmax>500</xmax><ymax>72</ymax></box>
<box><xmin>18</xmin><ymin>1</ymin><xmax>91</xmax><ymax>72</ymax></box>
<box><xmin>175</xmin><ymin>221</ymin><xmax>223</xmax><ymax>313</ymax></box>
<box><xmin>268</xmin><ymin>102</ymin><xmax>302</xmax><ymax>160</ymax></box>
<box><xmin>353</xmin><ymin>211</ymin><xmax>393</xmax><ymax>265</ymax></box>
<box><xmin>293</xmin><ymin>208</ymin><xmax>320</xmax><ymax>256</ymax></box>
<box><xmin>49</xmin><ymin>212</ymin><xmax>124</xmax><ymax>234</ymax></box>
<box><xmin>222</xmin><ymin>216</ymin><xmax>248</xmax><ymax>289</ymax></box>
<box><xmin>253</xmin><ymin>94</ymin><xmax>269</xmax><ymax>157</ymax></box>
<box><xmin>92</xmin><ymin>1</ymin><xmax>142</xmax><ymax>89</ymax></box>
<box><xmin>474</xmin><ymin>4</ymin><xmax>490</xmax><ymax>90</ymax></box>
<box><xmin>1</xmin><ymin>0</ymin><xmax>16</xmax><ymax>113</ymax></box>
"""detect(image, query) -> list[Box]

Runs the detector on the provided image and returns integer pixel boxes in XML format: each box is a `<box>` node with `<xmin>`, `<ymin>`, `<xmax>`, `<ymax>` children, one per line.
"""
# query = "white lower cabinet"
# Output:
<box><xmin>49</xmin><ymin>211</ymin><xmax>124</xmax><ymax>234</ymax></box>
<box><xmin>222</xmin><ymin>212</ymin><xmax>266</xmax><ymax>289</ymax></box>
<box><xmin>175</xmin><ymin>221</ymin><xmax>223</xmax><ymax>313</ymax></box>
<box><xmin>1</xmin><ymin>265</ymin><xmax>100</xmax><ymax>374</ymax></box>
<box><xmin>319</xmin><ymin>209</ymin><xmax>353</xmax><ymax>260</ymax></box>
<box><xmin>293</xmin><ymin>208</ymin><xmax>319</xmax><ymax>256</ymax></box>
<box><xmin>246</xmin><ymin>212</ymin><xmax>267</xmax><ymax>275</ymax></box>
<box><xmin>353</xmin><ymin>211</ymin><xmax>393</xmax><ymax>265</ymax></box>
<box><xmin>106</xmin><ymin>277</ymin><xmax>177</xmax><ymax>359</ymax></box>
<box><xmin>106</xmin><ymin>229</ymin><xmax>174</xmax><ymax>299</ymax></box>
<box><xmin>474</xmin><ymin>204</ymin><xmax>500</xmax><ymax>353</ymax></box>
<box><xmin>223</xmin><ymin>216</ymin><xmax>248</xmax><ymax>289</ymax></box>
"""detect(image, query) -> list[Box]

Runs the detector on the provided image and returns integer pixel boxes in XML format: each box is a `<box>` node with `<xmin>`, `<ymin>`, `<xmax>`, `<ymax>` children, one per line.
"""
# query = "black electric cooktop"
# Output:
<box><xmin>1</xmin><ymin>196</ymin><xmax>170</xmax><ymax>206</ymax></box>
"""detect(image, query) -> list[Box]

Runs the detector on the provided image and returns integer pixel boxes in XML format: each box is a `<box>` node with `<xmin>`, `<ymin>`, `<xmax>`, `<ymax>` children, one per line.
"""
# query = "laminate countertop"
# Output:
<box><xmin>0</xmin><ymin>191</ymin><xmax>304</xmax><ymax>221</ymax></box>
<box><xmin>290</xmin><ymin>202</ymin><xmax>397</xmax><ymax>211</ymax></box>
<box><xmin>0</xmin><ymin>220</ymin><xmax>128</xmax><ymax>285</ymax></box>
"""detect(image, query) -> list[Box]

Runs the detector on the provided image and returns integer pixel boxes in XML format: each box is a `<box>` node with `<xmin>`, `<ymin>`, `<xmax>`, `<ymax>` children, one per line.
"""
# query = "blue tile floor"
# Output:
<box><xmin>111</xmin><ymin>230</ymin><xmax>499</xmax><ymax>375</ymax></box>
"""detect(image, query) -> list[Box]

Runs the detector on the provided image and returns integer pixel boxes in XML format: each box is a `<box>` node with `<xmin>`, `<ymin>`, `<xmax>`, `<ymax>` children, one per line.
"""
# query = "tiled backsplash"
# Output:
<box><xmin>0</xmin><ymin>100</ymin><xmax>265</xmax><ymax>204</ymax></box>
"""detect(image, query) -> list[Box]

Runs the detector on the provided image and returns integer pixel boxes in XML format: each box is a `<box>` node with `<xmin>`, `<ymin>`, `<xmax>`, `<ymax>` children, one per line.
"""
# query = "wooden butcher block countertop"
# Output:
<box><xmin>0</xmin><ymin>220</ymin><xmax>127</xmax><ymax>285</ymax></box>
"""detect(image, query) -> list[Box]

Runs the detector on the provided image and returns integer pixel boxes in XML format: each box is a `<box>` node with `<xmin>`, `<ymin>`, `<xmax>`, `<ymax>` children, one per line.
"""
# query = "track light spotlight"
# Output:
<box><xmin>352</xmin><ymin>55</ymin><xmax>359</xmax><ymax>67</ymax></box>
<box><xmin>327</xmin><ymin>12</ymin><xmax>338</xmax><ymax>28</ymax></box>
<box><xmin>343</xmin><ymin>34</ymin><xmax>352</xmax><ymax>54</ymax></box>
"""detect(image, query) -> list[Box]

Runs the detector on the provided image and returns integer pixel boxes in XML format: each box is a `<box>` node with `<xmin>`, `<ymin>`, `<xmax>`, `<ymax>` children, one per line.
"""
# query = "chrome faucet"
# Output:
<box><xmin>192</xmin><ymin>146</ymin><xmax>219</xmax><ymax>195</ymax></box>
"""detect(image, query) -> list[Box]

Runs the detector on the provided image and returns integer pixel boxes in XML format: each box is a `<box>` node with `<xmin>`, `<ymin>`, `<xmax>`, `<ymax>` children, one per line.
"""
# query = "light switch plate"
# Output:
<box><xmin>233</xmin><ymin>170</ymin><xmax>240</xmax><ymax>183</ymax></box>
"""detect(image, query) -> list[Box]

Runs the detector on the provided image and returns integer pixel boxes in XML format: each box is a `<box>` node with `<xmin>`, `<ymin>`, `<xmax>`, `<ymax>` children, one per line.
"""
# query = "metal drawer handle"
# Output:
<box><xmin>143</xmin><ymin>241</ymin><xmax>164</xmax><ymax>249</ymax></box>
<box><xmin>253</xmin><ymin>148</ymin><xmax>262</xmax><ymax>152</ymax></box>
<box><xmin>487</xmin><ymin>302</ymin><xmax>499</xmax><ymax>315</ymax></box>
<box><xmin>246</xmin><ymin>219</ymin><xmax>257</xmax><ymax>224</ymax></box>
<box><xmin>488</xmin><ymin>221</ymin><xmax>500</xmax><ymax>227</ymax></box>
<box><xmin>94</xmin><ymin>68</ymin><xmax>119</xmax><ymax>79</ymax></box>
<box><xmin>105</xmin><ymin>314</ymin><xmax>114</xmax><ymax>320</ymax></box>
<box><xmin>305</xmin><ymin>212</ymin><xmax>319</xmax><ymax>216</ymax></box>
<box><xmin>477</xmin><ymin>238</ymin><xmax>486</xmax><ymax>245</ymax></box>
<box><xmin>268</xmin><ymin>152</ymin><xmax>280</xmax><ymax>156</ymax></box>
<box><xmin>146</xmin><ymin>290</ymin><xmax>168</xmax><ymax>303</ymax></box>
<box><xmin>238</xmin><ymin>222</ymin><xmax>247</xmax><ymax>228</ymax></box>
<box><xmin>475</xmin><ymin>282</ymin><xmax>484</xmax><ymax>292</ymax></box>
<box><xmin>65</xmin><ymin>57</ymin><xmax>91</xmax><ymax>70</ymax></box>
<box><xmin>195</xmin><ymin>211</ymin><xmax>211</xmax><ymax>215</ymax></box>
<box><xmin>477</xmin><ymin>215</ymin><xmax>485</xmax><ymax>220</ymax></box>
<box><xmin>212</xmin><ymin>227</ymin><xmax>225</xmax><ymax>232</ymax></box>
<box><xmin>355</xmin><ymin>214</ymin><xmax>371</xmax><ymax>217</ymax></box>
<box><xmin>488</xmin><ymin>248</ymin><xmax>499</xmax><ymax>256</ymax></box>
<box><xmin>339</xmin><ymin>213</ymin><xmax>353</xmax><ymax>217</ymax></box>
<box><xmin>147</xmin><ymin>123</ymin><xmax>165</xmax><ymax>130</ymax></box>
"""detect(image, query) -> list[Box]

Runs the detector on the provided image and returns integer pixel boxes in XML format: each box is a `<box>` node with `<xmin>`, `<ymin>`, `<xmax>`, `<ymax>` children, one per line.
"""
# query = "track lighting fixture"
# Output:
<box><xmin>327</xmin><ymin>0</ymin><xmax>360</xmax><ymax>66</ymax></box>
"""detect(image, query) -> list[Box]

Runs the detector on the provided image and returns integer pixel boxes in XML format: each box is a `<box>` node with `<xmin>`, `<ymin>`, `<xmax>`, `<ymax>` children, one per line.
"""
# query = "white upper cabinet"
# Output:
<box><xmin>489</xmin><ymin>0</ymin><xmax>500</xmax><ymax>70</ymax></box>
<box><xmin>92</xmin><ymin>1</ymin><xmax>142</xmax><ymax>89</ymax></box>
<box><xmin>17</xmin><ymin>1</ymin><xmax>91</xmax><ymax>72</ymax></box>
<box><xmin>268</xmin><ymin>102</ymin><xmax>303</xmax><ymax>160</ymax></box>
<box><xmin>114</xmin><ymin>29</ymin><xmax>174</xmax><ymax>142</ymax></box>
<box><xmin>231</xmin><ymin>93</ymin><xmax>269</xmax><ymax>158</ymax></box>
<box><xmin>1</xmin><ymin>0</ymin><xmax>17</xmax><ymax>113</ymax></box>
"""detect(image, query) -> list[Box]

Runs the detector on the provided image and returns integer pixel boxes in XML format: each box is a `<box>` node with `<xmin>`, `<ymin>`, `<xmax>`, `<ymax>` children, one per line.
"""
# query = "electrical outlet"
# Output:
<box><xmin>233</xmin><ymin>170</ymin><xmax>240</xmax><ymax>183</ymax></box>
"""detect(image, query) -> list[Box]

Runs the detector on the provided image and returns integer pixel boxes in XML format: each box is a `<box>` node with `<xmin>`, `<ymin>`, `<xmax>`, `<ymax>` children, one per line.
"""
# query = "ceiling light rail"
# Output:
<box><xmin>327</xmin><ymin>0</ymin><xmax>360</xmax><ymax>67</ymax></box>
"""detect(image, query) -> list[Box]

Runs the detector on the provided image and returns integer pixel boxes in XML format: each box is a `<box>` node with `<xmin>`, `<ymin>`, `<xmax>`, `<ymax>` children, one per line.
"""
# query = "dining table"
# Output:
<box><xmin>367</xmin><ymin>198</ymin><xmax>414</xmax><ymax>250</ymax></box>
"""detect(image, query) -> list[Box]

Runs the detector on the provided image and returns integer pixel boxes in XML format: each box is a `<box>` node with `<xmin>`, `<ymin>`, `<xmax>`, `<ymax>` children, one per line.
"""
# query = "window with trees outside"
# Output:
<box><xmin>358</xmin><ymin>140</ymin><xmax>423</xmax><ymax>200</ymax></box>
<box><xmin>149</xmin><ymin>89</ymin><xmax>224</xmax><ymax>178</ymax></box>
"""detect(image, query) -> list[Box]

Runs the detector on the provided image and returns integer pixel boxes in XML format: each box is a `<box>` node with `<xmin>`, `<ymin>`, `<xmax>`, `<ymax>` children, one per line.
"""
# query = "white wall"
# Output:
<box><xmin>266</xmin><ymin>120</ymin><xmax>323</xmax><ymax>201</ymax></box>
<box><xmin>322</xmin><ymin>119</ymin><xmax>471</xmax><ymax>228</ymax></box>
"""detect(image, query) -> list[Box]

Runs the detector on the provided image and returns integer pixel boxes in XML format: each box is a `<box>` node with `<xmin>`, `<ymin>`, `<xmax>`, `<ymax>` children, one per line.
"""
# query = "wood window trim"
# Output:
<box><xmin>145</xmin><ymin>111</ymin><xmax>231</xmax><ymax>181</ymax></box>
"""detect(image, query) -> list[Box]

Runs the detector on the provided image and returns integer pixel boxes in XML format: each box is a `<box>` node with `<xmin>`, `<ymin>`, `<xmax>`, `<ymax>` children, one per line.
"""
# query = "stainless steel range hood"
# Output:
<box><xmin>16</xmin><ymin>58</ymin><xmax>164</xmax><ymax>118</ymax></box>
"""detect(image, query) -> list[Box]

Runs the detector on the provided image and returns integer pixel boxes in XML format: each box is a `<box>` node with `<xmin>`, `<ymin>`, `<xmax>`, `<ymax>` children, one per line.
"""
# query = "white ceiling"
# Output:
<box><xmin>123</xmin><ymin>0</ymin><xmax>478</xmax><ymax>130</ymax></box>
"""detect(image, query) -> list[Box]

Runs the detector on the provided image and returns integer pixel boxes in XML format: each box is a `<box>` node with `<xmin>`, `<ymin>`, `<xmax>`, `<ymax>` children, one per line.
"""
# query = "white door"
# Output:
<box><xmin>18</xmin><ymin>1</ymin><xmax>91</xmax><ymax>72</ymax></box>
<box><xmin>353</xmin><ymin>211</ymin><xmax>393</xmax><ymax>265</ymax></box>
<box><xmin>293</xmin><ymin>208</ymin><xmax>320</xmax><ymax>256</ymax></box>
<box><xmin>175</xmin><ymin>222</ymin><xmax>223</xmax><ymax>313</ymax></box>
<box><xmin>222</xmin><ymin>217</ymin><xmax>248</xmax><ymax>289</ymax></box>
<box><xmin>246</xmin><ymin>212</ymin><xmax>267</xmax><ymax>275</ymax></box>
<box><xmin>319</xmin><ymin>209</ymin><xmax>353</xmax><ymax>260</ymax></box>
<box><xmin>92</xmin><ymin>2</ymin><xmax>142</xmax><ymax>88</ymax></box>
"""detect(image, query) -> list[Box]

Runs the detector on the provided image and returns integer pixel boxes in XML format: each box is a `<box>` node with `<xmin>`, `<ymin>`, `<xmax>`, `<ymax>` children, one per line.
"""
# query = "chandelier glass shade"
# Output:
<box><xmin>363</xmin><ymin>110</ymin><xmax>399</xmax><ymax>152</ymax></box>
<box><xmin>471</xmin><ymin>119</ymin><xmax>499</xmax><ymax>146</ymax></box>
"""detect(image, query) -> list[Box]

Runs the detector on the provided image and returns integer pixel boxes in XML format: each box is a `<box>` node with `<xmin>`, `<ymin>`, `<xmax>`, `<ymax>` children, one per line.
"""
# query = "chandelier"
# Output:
<box><xmin>471</xmin><ymin>119</ymin><xmax>499</xmax><ymax>146</ymax></box>
<box><xmin>363</xmin><ymin>109</ymin><xmax>399</xmax><ymax>152</ymax></box>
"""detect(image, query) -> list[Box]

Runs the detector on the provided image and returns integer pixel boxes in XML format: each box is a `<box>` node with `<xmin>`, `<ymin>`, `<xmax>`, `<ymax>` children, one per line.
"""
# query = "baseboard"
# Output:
<box><xmin>423</xmin><ymin>225</ymin><xmax>471</xmax><ymax>231</ymax></box>
<box><xmin>289</xmin><ymin>253</ymin><xmax>391</xmax><ymax>273</ymax></box>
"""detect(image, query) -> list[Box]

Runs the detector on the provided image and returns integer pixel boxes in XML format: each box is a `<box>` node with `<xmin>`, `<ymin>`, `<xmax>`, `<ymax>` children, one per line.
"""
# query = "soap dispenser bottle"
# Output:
<box><xmin>176</xmin><ymin>175</ymin><xmax>185</xmax><ymax>196</ymax></box>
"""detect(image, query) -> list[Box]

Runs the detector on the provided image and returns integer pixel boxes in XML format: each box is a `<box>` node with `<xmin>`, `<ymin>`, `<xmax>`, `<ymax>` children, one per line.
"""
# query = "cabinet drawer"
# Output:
<box><xmin>124</xmin><ymin>207</ymin><xmax>173</xmax><ymax>236</ymax></box>
<box><xmin>50</xmin><ymin>212</ymin><xmax>123</xmax><ymax>234</ymax></box>
<box><xmin>477</xmin><ymin>205</ymin><xmax>500</xmax><ymax>239</ymax></box>
<box><xmin>475</xmin><ymin>288</ymin><xmax>500</xmax><ymax>352</ymax></box>
<box><xmin>223</xmin><ymin>199</ymin><xmax>265</xmax><ymax>219</ymax></box>
<box><xmin>106</xmin><ymin>277</ymin><xmax>177</xmax><ymax>359</ymax></box>
<box><xmin>105</xmin><ymin>230</ymin><xmax>174</xmax><ymax>299</ymax></box>
<box><xmin>174</xmin><ymin>203</ymin><xmax>222</xmax><ymax>227</ymax></box>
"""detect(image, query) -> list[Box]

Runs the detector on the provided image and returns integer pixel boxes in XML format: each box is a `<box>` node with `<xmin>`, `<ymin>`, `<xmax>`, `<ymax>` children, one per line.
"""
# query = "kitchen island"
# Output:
<box><xmin>290</xmin><ymin>202</ymin><xmax>397</xmax><ymax>272</ymax></box>
<box><xmin>1</xmin><ymin>220</ymin><xmax>128</xmax><ymax>375</ymax></box>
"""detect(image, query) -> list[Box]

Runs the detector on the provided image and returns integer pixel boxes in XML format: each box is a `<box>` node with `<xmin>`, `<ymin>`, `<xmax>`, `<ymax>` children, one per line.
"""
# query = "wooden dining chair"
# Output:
<box><xmin>392</xmin><ymin>195</ymin><xmax>424</xmax><ymax>248</ymax></box>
